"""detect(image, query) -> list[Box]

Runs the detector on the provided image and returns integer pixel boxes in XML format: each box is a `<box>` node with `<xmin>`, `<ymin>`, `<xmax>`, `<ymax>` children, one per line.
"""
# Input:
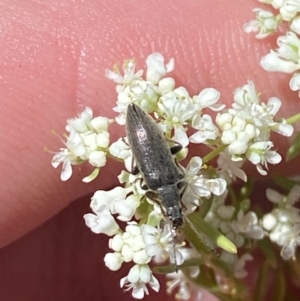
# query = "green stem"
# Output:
<box><xmin>228</xmin><ymin>185</ymin><xmax>238</xmax><ymax>208</ymax></box>
<box><xmin>106</xmin><ymin>153</ymin><xmax>124</xmax><ymax>163</ymax></box>
<box><xmin>202</xmin><ymin>144</ymin><xmax>228</xmax><ymax>164</ymax></box>
<box><xmin>286</xmin><ymin>112</ymin><xmax>300</xmax><ymax>124</ymax></box>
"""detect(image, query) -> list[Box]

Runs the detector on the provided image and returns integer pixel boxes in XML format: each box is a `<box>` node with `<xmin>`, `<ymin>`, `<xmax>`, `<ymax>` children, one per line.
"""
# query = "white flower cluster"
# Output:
<box><xmin>106</xmin><ymin>53</ymin><xmax>224</xmax><ymax>148</ymax></box>
<box><xmin>166</xmin><ymin>247</ymin><xmax>253</xmax><ymax>298</ymax></box>
<box><xmin>205</xmin><ymin>193</ymin><xmax>264</xmax><ymax>259</ymax></box>
<box><xmin>166</xmin><ymin>248</ymin><xmax>202</xmax><ymax>300</ymax></box>
<box><xmin>203</xmin><ymin>191</ymin><xmax>265</xmax><ymax>279</ymax></box>
<box><xmin>244</xmin><ymin>8</ymin><xmax>280</xmax><ymax>39</ymax></box>
<box><xmin>216</xmin><ymin>81</ymin><xmax>293</xmax><ymax>175</ymax></box>
<box><xmin>83</xmin><ymin>156</ymin><xmax>226</xmax><ymax>298</ymax></box>
<box><xmin>51</xmin><ymin>107</ymin><xmax>114</xmax><ymax>182</ymax></box>
<box><xmin>51</xmin><ymin>52</ymin><xmax>292</xmax><ymax>188</ymax></box>
<box><xmin>262</xmin><ymin>185</ymin><xmax>300</xmax><ymax>260</ymax></box>
<box><xmin>84</xmin><ymin>185</ymin><xmax>184</xmax><ymax>299</ymax></box>
<box><xmin>244</xmin><ymin>0</ymin><xmax>300</xmax><ymax>96</ymax></box>
<box><xmin>220</xmin><ymin>252</ymin><xmax>254</xmax><ymax>279</ymax></box>
<box><xmin>108</xmin><ymin>53</ymin><xmax>292</xmax><ymax>178</ymax></box>
<box><xmin>50</xmin><ymin>52</ymin><xmax>296</xmax><ymax>299</ymax></box>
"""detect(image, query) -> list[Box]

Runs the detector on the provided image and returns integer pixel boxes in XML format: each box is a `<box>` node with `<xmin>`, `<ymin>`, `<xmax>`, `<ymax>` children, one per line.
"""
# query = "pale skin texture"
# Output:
<box><xmin>0</xmin><ymin>0</ymin><xmax>299</xmax><ymax>300</ymax></box>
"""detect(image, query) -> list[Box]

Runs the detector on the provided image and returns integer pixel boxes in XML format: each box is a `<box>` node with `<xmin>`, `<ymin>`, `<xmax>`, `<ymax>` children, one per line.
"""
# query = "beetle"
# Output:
<box><xmin>125</xmin><ymin>103</ymin><xmax>186</xmax><ymax>229</ymax></box>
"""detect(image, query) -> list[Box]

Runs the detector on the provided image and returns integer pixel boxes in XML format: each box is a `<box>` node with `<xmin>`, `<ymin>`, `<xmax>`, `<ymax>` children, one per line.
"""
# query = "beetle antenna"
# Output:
<box><xmin>171</xmin><ymin>226</ymin><xmax>179</xmax><ymax>272</ymax></box>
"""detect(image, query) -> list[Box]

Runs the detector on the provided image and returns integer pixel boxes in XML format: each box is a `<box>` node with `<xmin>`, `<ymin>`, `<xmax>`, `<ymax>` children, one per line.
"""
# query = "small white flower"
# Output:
<box><xmin>120</xmin><ymin>264</ymin><xmax>160</xmax><ymax>299</ymax></box>
<box><xmin>83</xmin><ymin>209</ymin><xmax>120</xmax><ymax>236</ymax></box>
<box><xmin>233</xmin><ymin>85</ymin><xmax>287</xmax><ymax>133</ymax></box>
<box><xmin>65</xmin><ymin>107</ymin><xmax>93</xmax><ymax>133</ymax></box>
<box><xmin>289</xmin><ymin>72</ymin><xmax>300</xmax><ymax>94</ymax></box>
<box><xmin>51</xmin><ymin>131</ymin><xmax>86</xmax><ymax>181</ymax></box>
<box><xmin>193</xmin><ymin>177</ymin><xmax>227</xmax><ymax>197</ymax></box>
<box><xmin>246</xmin><ymin>141</ymin><xmax>282</xmax><ymax>175</ymax></box>
<box><xmin>104</xmin><ymin>252</ymin><xmax>123</xmax><ymax>271</ymax></box>
<box><xmin>146</xmin><ymin>52</ymin><xmax>175</xmax><ymax>84</ymax></box>
<box><xmin>259</xmin><ymin>97</ymin><xmax>294</xmax><ymax>137</ymax></box>
<box><xmin>221</xmin><ymin>252</ymin><xmax>253</xmax><ymax>278</ymax></box>
<box><xmin>96</xmin><ymin>132</ymin><xmax>110</xmax><ymax>148</ymax></box>
<box><xmin>217</xmin><ymin>151</ymin><xmax>247</xmax><ymax>182</ymax></box>
<box><xmin>109</xmin><ymin>138</ymin><xmax>131</xmax><ymax>160</ymax></box>
<box><xmin>90</xmin><ymin>116</ymin><xmax>113</xmax><ymax>133</ymax></box>
<box><xmin>109</xmin><ymin>234</ymin><xmax>124</xmax><ymax>252</ymax></box>
<box><xmin>88</xmin><ymin>150</ymin><xmax>107</xmax><ymax>167</ymax></box>
<box><xmin>158</xmin><ymin>92</ymin><xmax>196</xmax><ymax>146</ymax></box>
<box><xmin>158</xmin><ymin>77</ymin><xmax>176</xmax><ymax>95</ymax></box>
<box><xmin>81</xmin><ymin>132</ymin><xmax>98</xmax><ymax>151</ymax></box>
<box><xmin>205</xmin><ymin>196</ymin><xmax>247</xmax><ymax>247</ymax></box>
<box><xmin>113</xmin><ymin>194</ymin><xmax>141</xmax><ymax>222</ymax></box>
<box><xmin>277</xmin><ymin>31</ymin><xmax>300</xmax><ymax>61</ymax></box>
<box><xmin>142</xmin><ymin>224</ymin><xmax>184</xmax><ymax>265</ymax></box>
<box><xmin>166</xmin><ymin>248</ymin><xmax>202</xmax><ymax>300</ymax></box>
<box><xmin>189</xmin><ymin>114</ymin><xmax>219</xmax><ymax>144</ymax></box>
<box><xmin>192</xmin><ymin>88</ymin><xmax>224</xmax><ymax>112</ymax></box>
<box><xmin>227</xmin><ymin>139</ymin><xmax>249</xmax><ymax>156</ymax></box>
<box><xmin>183</xmin><ymin>157</ymin><xmax>227</xmax><ymax>201</ymax></box>
<box><xmin>120</xmin><ymin>222</ymin><xmax>151</xmax><ymax>264</ymax></box>
<box><xmin>280</xmin><ymin>0</ymin><xmax>300</xmax><ymax>21</ymax></box>
<box><xmin>91</xmin><ymin>186</ymin><xmax>130</xmax><ymax>213</ymax></box>
<box><xmin>265</xmin><ymin>213</ymin><xmax>300</xmax><ymax>260</ymax></box>
<box><xmin>261</xmin><ymin>50</ymin><xmax>300</xmax><ymax>73</ymax></box>
<box><xmin>291</xmin><ymin>16</ymin><xmax>300</xmax><ymax>34</ymax></box>
<box><xmin>217</xmin><ymin>204</ymin><xmax>235</xmax><ymax>220</ymax></box>
<box><xmin>121</xmin><ymin>245</ymin><xmax>135</xmax><ymax>262</ymax></box>
<box><xmin>261</xmin><ymin>32</ymin><xmax>300</xmax><ymax>73</ymax></box>
<box><xmin>266</xmin><ymin>185</ymin><xmax>300</xmax><ymax>206</ymax></box>
<box><xmin>278</xmin><ymin>224</ymin><xmax>300</xmax><ymax>260</ymax></box>
<box><xmin>113</xmin><ymin>81</ymin><xmax>159</xmax><ymax>125</ymax></box>
<box><xmin>263</xmin><ymin>186</ymin><xmax>300</xmax><ymax>260</ymax></box>
<box><xmin>244</xmin><ymin>8</ymin><xmax>279</xmax><ymax>39</ymax></box>
<box><xmin>52</xmin><ymin>107</ymin><xmax>113</xmax><ymax>182</ymax></box>
<box><xmin>184</xmin><ymin>156</ymin><xmax>203</xmax><ymax>178</ymax></box>
<box><xmin>262</xmin><ymin>212</ymin><xmax>278</xmax><ymax>231</ymax></box>
<box><xmin>83</xmin><ymin>130</ymin><xmax>111</xmax><ymax>154</ymax></box>
<box><xmin>235</xmin><ymin>253</ymin><xmax>254</xmax><ymax>278</ymax></box>
<box><xmin>105</xmin><ymin>59</ymin><xmax>143</xmax><ymax>86</ymax></box>
<box><xmin>231</xmin><ymin>211</ymin><xmax>264</xmax><ymax>240</ymax></box>
<box><xmin>109</xmin><ymin>138</ymin><xmax>132</xmax><ymax>170</ymax></box>
<box><xmin>167</xmin><ymin>273</ymin><xmax>197</xmax><ymax>301</ymax></box>
<box><xmin>233</xmin><ymin>80</ymin><xmax>259</xmax><ymax>106</ymax></box>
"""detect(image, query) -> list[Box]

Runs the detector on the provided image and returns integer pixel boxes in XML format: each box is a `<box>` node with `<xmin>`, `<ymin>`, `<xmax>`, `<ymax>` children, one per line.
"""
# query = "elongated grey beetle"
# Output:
<box><xmin>126</xmin><ymin>103</ymin><xmax>186</xmax><ymax>229</ymax></box>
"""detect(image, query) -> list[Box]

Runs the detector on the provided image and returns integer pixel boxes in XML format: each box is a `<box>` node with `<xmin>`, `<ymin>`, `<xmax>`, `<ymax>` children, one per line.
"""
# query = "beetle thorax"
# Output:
<box><xmin>157</xmin><ymin>184</ymin><xmax>183</xmax><ymax>228</ymax></box>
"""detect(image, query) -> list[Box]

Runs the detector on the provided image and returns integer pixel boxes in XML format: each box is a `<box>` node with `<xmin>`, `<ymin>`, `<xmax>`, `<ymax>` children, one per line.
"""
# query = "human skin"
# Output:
<box><xmin>0</xmin><ymin>0</ymin><xmax>299</xmax><ymax>300</ymax></box>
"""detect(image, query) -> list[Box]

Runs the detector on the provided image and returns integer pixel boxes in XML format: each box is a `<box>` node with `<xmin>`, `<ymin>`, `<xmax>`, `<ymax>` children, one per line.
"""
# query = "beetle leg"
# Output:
<box><xmin>131</xmin><ymin>164</ymin><xmax>140</xmax><ymax>175</ymax></box>
<box><xmin>141</xmin><ymin>182</ymin><xmax>148</xmax><ymax>190</ymax></box>
<box><xmin>145</xmin><ymin>191</ymin><xmax>167</xmax><ymax>215</ymax></box>
<box><xmin>167</xmin><ymin>139</ymin><xmax>182</xmax><ymax>155</ymax></box>
<box><xmin>170</xmin><ymin>144</ymin><xmax>182</xmax><ymax>155</ymax></box>
<box><xmin>145</xmin><ymin>190</ymin><xmax>159</xmax><ymax>201</ymax></box>
<box><xmin>129</xmin><ymin>153</ymin><xmax>140</xmax><ymax>176</ymax></box>
<box><xmin>180</xmin><ymin>200</ymin><xmax>187</xmax><ymax>211</ymax></box>
<box><xmin>131</xmin><ymin>177</ymin><xmax>149</xmax><ymax>191</ymax></box>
